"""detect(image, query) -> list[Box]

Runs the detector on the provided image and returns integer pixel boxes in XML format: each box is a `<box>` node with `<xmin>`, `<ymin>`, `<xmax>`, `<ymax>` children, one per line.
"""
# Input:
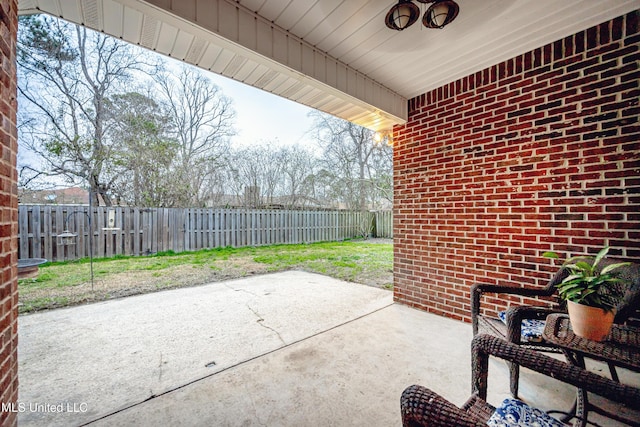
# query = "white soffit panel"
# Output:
<box><xmin>122</xmin><ymin>6</ymin><xmax>143</xmax><ymax>43</ymax></box>
<box><xmin>57</xmin><ymin>0</ymin><xmax>82</xmax><ymax>23</ymax></box>
<box><xmin>102</xmin><ymin>0</ymin><xmax>123</xmax><ymax>36</ymax></box>
<box><xmin>154</xmin><ymin>21</ymin><xmax>178</xmax><ymax>55</ymax></box>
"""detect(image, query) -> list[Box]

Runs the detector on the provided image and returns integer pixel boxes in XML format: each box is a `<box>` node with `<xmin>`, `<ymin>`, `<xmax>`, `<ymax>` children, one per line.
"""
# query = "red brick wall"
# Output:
<box><xmin>0</xmin><ymin>0</ymin><xmax>18</xmax><ymax>425</ymax></box>
<box><xmin>393</xmin><ymin>12</ymin><xmax>640</xmax><ymax>322</ymax></box>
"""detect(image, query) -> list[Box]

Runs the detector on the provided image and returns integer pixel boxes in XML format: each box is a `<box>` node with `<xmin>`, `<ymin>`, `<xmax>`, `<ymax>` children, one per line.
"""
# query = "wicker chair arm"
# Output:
<box><xmin>471</xmin><ymin>334</ymin><xmax>640</xmax><ymax>408</ymax></box>
<box><xmin>471</xmin><ymin>283</ymin><xmax>555</xmax><ymax>305</ymax></box>
<box><xmin>401</xmin><ymin>385</ymin><xmax>484</xmax><ymax>427</ymax></box>
<box><xmin>471</xmin><ymin>283</ymin><xmax>556</xmax><ymax>334</ymax></box>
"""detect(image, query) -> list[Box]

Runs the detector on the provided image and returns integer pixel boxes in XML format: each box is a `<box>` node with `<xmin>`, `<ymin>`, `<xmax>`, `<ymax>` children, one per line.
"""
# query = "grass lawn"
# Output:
<box><xmin>18</xmin><ymin>239</ymin><xmax>393</xmax><ymax>314</ymax></box>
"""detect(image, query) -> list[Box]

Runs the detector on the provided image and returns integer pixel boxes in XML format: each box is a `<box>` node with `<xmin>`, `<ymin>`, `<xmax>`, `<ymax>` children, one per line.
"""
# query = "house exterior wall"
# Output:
<box><xmin>393</xmin><ymin>12</ymin><xmax>640</xmax><ymax>321</ymax></box>
<box><xmin>0</xmin><ymin>0</ymin><xmax>18</xmax><ymax>424</ymax></box>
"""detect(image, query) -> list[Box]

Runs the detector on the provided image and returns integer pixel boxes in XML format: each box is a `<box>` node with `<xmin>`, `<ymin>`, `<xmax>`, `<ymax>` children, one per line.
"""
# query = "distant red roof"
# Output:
<box><xmin>19</xmin><ymin>187</ymin><xmax>90</xmax><ymax>205</ymax></box>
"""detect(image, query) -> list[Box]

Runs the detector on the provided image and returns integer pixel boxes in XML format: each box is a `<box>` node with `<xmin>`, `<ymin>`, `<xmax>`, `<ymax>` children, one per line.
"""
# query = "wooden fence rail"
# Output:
<box><xmin>18</xmin><ymin>205</ymin><xmax>393</xmax><ymax>262</ymax></box>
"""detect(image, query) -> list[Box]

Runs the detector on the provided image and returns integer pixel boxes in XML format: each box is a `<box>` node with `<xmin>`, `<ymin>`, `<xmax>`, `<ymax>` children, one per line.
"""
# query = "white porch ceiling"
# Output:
<box><xmin>18</xmin><ymin>0</ymin><xmax>640</xmax><ymax>131</ymax></box>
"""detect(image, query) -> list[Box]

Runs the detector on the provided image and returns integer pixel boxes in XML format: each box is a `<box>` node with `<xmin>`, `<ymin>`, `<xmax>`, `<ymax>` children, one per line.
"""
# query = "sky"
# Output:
<box><xmin>163</xmin><ymin>56</ymin><xmax>319</xmax><ymax>150</ymax></box>
<box><xmin>214</xmin><ymin>74</ymin><xmax>318</xmax><ymax>149</ymax></box>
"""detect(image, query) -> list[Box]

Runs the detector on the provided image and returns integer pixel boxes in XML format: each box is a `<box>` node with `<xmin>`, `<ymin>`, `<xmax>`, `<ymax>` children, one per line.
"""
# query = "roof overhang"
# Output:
<box><xmin>17</xmin><ymin>0</ymin><xmax>640</xmax><ymax>131</ymax></box>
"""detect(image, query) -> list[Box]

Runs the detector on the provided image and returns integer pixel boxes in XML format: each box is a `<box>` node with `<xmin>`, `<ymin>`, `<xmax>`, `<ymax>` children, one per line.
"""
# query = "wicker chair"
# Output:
<box><xmin>471</xmin><ymin>258</ymin><xmax>640</xmax><ymax>397</ymax></box>
<box><xmin>401</xmin><ymin>334</ymin><xmax>640</xmax><ymax>427</ymax></box>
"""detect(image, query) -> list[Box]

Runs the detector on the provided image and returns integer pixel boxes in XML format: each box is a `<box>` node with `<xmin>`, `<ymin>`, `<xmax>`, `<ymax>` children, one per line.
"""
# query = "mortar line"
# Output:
<box><xmin>80</xmin><ymin>301</ymin><xmax>394</xmax><ymax>426</ymax></box>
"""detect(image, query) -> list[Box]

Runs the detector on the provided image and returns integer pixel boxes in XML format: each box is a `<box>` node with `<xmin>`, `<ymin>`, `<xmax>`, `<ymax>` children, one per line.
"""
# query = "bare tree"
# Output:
<box><xmin>310</xmin><ymin>112</ymin><xmax>392</xmax><ymax>210</ymax></box>
<box><xmin>156</xmin><ymin>65</ymin><xmax>236</xmax><ymax>206</ymax></box>
<box><xmin>366</xmin><ymin>138</ymin><xmax>393</xmax><ymax>208</ymax></box>
<box><xmin>17</xmin><ymin>15</ymin><xmax>156</xmax><ymax>206</ymax></box>
<box><xmin>226</xmin><ymin>145</ymin><xmax>279</xmax><ymax>207</ymax></box>
<box><xmin>220</xmin><ymin>143</ymin><xmax>320</xmax><ymax>208</ymax></box>
<box><xmin>197</xmin><ymin>156</ymin><xmax>234</xmax><ymax>207</ymax></box>
<box><xmin>278</xmin><ymin>145</ymin><xmax>320</xmax><ymax>208</ymax></box>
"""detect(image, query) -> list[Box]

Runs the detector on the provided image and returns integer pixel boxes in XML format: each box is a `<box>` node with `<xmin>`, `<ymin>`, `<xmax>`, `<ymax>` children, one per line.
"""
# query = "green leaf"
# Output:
<box><xmin>542</xmin><ymin>251</ymin><xmax>559</xmax><ymax>259</ymax></box>
<box><xmin>562</xmin><ymin>273</ymin><xmax>584</xmax><ymax>282</ymax></box>
<box><xmin>574</xmin><ymin>261</ymin><xmax>594</xmax><ymax>275</ymax></box>
<box><xmin>600</xmin><ymin>262</ymin><xmax>631</xmax><ymax>276</ymax></box>
<box><xmin>564</xmin><ymin>255</ymin><xmax>588</xmax><ymax>264</ymax></box>
<box><xmin>592</xmin><ymin>246</ymin><xmax>609</xmax><ymax>270</ymax></box>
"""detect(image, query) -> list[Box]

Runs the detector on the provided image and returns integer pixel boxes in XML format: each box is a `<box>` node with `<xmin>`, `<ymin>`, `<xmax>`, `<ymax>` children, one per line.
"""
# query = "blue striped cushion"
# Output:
<box><xmin>498</xmin><ymin>311</ymin><xmax>545</xmax><ymax>343</ymax></box>
<box><xmin>487</xmin><ymin>398</ymin><xmax>567</xmax><ymax>427</ymax></box>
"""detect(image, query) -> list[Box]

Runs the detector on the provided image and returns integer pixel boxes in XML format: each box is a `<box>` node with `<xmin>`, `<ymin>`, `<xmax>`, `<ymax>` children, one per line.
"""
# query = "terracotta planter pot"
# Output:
<box><xmin>567</xmin><ymin>300</ymin><xmax>615</xmax><ymax>342</ymax></box>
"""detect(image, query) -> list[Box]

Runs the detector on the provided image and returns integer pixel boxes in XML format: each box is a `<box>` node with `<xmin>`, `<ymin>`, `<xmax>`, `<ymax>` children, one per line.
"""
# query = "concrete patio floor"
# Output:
<box><xmin>17</xmin><ymin>271</ymin><xmax>633</xmax><ymax>426</ymax></box>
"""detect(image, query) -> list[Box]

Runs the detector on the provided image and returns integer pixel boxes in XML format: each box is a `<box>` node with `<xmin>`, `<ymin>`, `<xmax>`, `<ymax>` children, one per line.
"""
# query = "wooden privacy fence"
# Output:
<box><xmin>18</xmin><ymin>205</ymin><xmax>393</xmax><ymax>262</ymax></box>
<box><xmin>373</xmin><ymin>210</ymin><xmax>393</xmax><ymax>239</ymax></box>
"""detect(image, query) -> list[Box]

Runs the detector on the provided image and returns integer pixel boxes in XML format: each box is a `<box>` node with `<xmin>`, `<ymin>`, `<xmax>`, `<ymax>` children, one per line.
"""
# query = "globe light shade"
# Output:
<box><xmin>385</xmin><ymin>0</ymin><xmax>420</xmax><ymax>31</ymax></box>
<box><xmin>423</xmin><ymin>0</ymin><xmax>459</xmax><ymax>29</ymax></box>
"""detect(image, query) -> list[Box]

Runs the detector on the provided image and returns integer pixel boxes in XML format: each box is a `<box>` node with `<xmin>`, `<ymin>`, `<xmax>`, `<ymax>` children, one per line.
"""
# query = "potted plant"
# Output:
<box><xmin>543</xmin><ymin>247</ymin><xmax>629</xmax><ymax>341</ymax></box>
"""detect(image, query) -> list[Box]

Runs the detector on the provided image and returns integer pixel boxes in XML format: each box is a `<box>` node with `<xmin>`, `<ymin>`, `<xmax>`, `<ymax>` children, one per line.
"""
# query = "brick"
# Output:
<box><xmin>566</xmin><ymin>74</ymin><xmax>599</xmax><ymax>89</ymax></box>
<box><xmin>582</xmin><ymin>129</ymin><xmax>619</xmax><ymax>140</ymax></box>
<box><xmin>598</xmin><ymin>21</ymin><xmax>612</xmax><ymax>44</ymax></box>
<box><xmin>584</xmin><ymin>60</ymin><xmax>619</xmax><ymax>76</ymax></box>
<box><xmin>584</xmin><ymin>78</ymin><xmax>618</xmax><ymax>92</ymax></box>
<box><xmin>534</xmin><ymin>100</ymin><xmax>562</xmax><ymax>112</ymax></box>
<box><xmin>567</xmin><ymin>56</ymin><xmax>599</xmax><ymax>73</ymax></box>
<box><xmin>583</xmin><ymin>112</ymin><xmax>618</xmax><ymax>123</ymax></box>
<box><xmin>587</xmin><ymin>42</ymin><xmax>620</xmax><ymax>59</ymax></box>
<box><xmin>612</xmin><ymin>16</ymin><xmax>624</xmax><ymax>41</ymax></box>
<box><xmin>603</xmin><ymin>63</ymin><xmax>638</xmax><ymax>79</ymax></box>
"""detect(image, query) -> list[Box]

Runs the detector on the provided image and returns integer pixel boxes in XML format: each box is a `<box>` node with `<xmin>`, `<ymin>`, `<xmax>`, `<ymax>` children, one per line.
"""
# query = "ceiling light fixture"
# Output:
<box><xmin>423</xmin><ymin>0</ymin><xmax>459</xmax><ymax>29</ymax></box>
<box><xmin>385</xmin><ymin>0</ymin><xmax>459</xmax><ymax>31</ymax></box>
<box><xmin>384</xmin><ymin>0</ymin><xmax>420</xmax><ymax>31</ymax></box>
<box><xmin>374</xmin><ymin>130</ymin><xmax>394</xmax><ymax>147</ymax></box>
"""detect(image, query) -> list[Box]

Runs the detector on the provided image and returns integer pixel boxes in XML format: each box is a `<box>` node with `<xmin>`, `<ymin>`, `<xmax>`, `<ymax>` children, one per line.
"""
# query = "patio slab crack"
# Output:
<box><xmin>246</xmin><ymin>304</ymin><xmax>286</xmax><ymax>345</ymax></box>
<box><xmin>158</xmin><ymin>353</ymin><xmax>163</xmax><ymax>382</ymax></box>
<box><xmin>223</xmin><ymin>283</ymin><xmax>259</xmax><ymax>296</ymax></box>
